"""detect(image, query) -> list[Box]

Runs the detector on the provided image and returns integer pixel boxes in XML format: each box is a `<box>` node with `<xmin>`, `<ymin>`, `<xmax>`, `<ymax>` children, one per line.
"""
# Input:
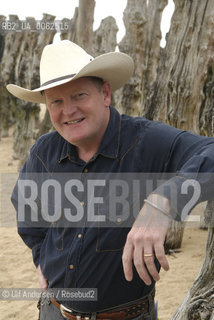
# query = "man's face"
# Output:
<box><xmin>45</xmin><ymin>77</ymin><xmax>111</xmax><ymax>151</ymax></box>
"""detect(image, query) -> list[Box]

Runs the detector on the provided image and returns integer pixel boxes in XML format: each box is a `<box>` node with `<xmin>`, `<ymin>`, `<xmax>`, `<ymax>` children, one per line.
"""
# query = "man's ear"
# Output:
<box><xmin>102</xmin><ymin>82</ymin><xmax>111</xmax><ymax>107</ymax></box>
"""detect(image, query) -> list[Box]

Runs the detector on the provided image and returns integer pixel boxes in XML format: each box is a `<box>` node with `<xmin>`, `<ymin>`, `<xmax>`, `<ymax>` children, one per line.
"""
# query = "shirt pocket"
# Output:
<box><xmin>96</xmin><ymin>225</ymin><xmax>130</xmax><ymax>252</ymax></box>
<box><xmin>95</xmin><ymin>203</ymin><xmax>131</xmax><ymax>252</ymax></box>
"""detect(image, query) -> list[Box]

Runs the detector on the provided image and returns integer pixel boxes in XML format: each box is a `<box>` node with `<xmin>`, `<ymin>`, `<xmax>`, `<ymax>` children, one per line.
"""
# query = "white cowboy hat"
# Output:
<box><xmin>6</xmin><ymin>40</ymin><xmax>134</xmax><ymax>104</ymax></box>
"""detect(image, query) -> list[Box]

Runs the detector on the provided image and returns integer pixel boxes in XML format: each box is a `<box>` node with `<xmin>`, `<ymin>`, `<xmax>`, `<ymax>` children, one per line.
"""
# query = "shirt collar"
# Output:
<box><xmin>96</xmin><ymin>106</ymin><xmax>121</xmax><ymax>159</ymax></box>
<box><xmin>59</xmin><ymin>106</ymin><xmax>121</xmax><ymax>163</ymax></box>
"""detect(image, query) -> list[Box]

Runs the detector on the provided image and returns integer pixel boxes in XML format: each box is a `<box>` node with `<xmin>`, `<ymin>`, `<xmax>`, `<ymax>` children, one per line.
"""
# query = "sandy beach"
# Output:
<box><xmin>0</xmin><ymin>131</ymin><xmax>208</xmax><ymax>319</ymax></box>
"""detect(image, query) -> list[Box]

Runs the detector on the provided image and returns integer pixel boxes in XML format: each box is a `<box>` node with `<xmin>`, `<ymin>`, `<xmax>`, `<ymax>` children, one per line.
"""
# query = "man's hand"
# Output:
<box><xmin>37</xmin><ymin>264</ymin><xmax>48</xmax><ymax>289</ymax></box>
<box><xmin>122</xmin><ymin>194</ymin><xmax>171</xmax><ymax>285</ymax></box>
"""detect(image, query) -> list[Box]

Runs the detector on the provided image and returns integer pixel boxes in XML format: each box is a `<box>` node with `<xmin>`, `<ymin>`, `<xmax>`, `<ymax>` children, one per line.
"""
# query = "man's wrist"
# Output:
<box><xmin>146</xmin><ymin>194</ymin><xmax>171</xmax><ymax>218</ymax></box>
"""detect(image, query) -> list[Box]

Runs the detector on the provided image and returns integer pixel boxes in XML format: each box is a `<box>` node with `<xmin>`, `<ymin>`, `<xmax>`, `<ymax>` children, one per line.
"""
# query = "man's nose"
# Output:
<box><xmin>62</xmin><ymin>98</ymin><xmax>77</xmax><ymax>114</ymax></box>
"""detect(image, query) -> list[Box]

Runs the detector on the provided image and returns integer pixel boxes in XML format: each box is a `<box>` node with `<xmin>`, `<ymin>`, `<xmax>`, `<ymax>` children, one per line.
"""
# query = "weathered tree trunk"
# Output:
<box><xmin>36</xmin><ymin>108</ymin><xmax>53</xmax><ymax>138</ymax></box>
<box><xmin>171</xmin><ymin>204</ymin><xmax>214</xmax><ymax>319</ymax></box>
<box><xmin>0</xmin><ymin>16</ymin><xmax>5</xmax><ymax>141</ymax></box>
<box><xmin>0</xmin><ymin>14</ymin><xmax>56</xmax><ymax>167</ymax></box>
<box><xmin>93</xmin><ymin>16</ymin><xmax>118</xmax><ymax>56</ymax></box>
<box><xmin>116</xmin><ymin>0</ymin><xmax>148</xmax><ymax>115</ymax></box>
<box><xmin>62</xmin><ymin>0</ymin><xmax>95</xmax><ymax>55</ymax></box>
<box><xmin>0</xmin><ymin>15</ymin><xmax>6</xmax><ymax>140</ymax></box>
<box><xmin>60</xmin><ymin>10</ymin><xmax>78</xmax><ymax>42</ymax></box>
<box><xmin>144</xmin><ymin>0</ymin><xmax>214</xmax><ymax>133</ymax></box>
<box><xmin>165</xmin><ymin>220</ymin><xmax>185</xmax><ymax>252</ymax></box>
<box><xmin>166</xmin><ymin>2</ymin><xmax>214</xmax><ymax>317</ymax></box>
<box><xmin>199</xmin><ymin>63</ymin><xmax>214</xmax><ymax>137</ymax></box>
<box><xmin>10</xmin><ymin>14</ymin><xmax>56</xmax><ymax>168</ymax></box>
<box><xmin>61</xmin><ymin>0</ymin><xmax>117</xmax><ymax>55</ymax></box>
<box><xmin>0</xmin><ymin>15</ymin><xmax>24</xmax><ymax>139</ymax></box>
<box><xmin>75</xmin><ymin>0</ymin><xmax>95</xmax><ymax>55</ymax></box>
<box><xmin>116</xmin><ymin>0</ymin><xmax>168</xmax><ymax>116</ymax></box>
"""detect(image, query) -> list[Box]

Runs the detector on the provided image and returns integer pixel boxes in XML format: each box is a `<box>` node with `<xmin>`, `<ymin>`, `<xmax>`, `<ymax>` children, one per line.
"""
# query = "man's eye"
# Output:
<box><xmin>51</xmin><ymin>99</ymin><xmax>62</xmax><ymax>105</ymax></box>
<box><xmin>75</xmin><ymin>93</ymin><xmax>88</xmax><ymax>99</ymax></box>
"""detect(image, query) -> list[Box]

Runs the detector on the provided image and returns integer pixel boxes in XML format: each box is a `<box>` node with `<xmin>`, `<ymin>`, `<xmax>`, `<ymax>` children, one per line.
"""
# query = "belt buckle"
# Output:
<box><xmin>60</xmin><ymin>304</ymin><xmax>91</xmax><ymax>319</ymax></box>
<box><xmin>60</xmin><ymin>303</ymin><xmax>73</xmax><ymax>318</ymax></box>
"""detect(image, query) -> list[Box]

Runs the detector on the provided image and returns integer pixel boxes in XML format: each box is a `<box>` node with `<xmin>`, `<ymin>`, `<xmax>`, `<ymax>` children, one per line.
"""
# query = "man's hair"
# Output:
<box><xmin>87</xmin><ymin>76</ymin><xmax>105</xmax><ymax>91</ymax></box>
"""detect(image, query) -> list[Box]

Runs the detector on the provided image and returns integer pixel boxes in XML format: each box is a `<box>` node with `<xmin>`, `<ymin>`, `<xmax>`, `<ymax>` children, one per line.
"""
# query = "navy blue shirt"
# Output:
<box><xmin>11</xmin><ymin>106</ymin><xmax>214</xmax><ymax>311</ymax></box>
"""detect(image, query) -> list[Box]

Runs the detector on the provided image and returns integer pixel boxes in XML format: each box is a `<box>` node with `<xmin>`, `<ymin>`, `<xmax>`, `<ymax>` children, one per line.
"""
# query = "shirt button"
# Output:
<box><xmin>84</xmin><ymin>168</ymin><xmax>88</xmax><ymax>173</ymax></box>
<box><xmin>78</xmin><ymin>234</ymin><xmax>82</xmax><ymax>239</ymax></box>
<box><xmin>69</xmin><ymin>264</ymin><xmax>75</xmax><ymax>270</ymax></box>
<box><xmin>117</xmin><ymin>218</ymin><xmax>122</xmax><ymax>223</ymax></box>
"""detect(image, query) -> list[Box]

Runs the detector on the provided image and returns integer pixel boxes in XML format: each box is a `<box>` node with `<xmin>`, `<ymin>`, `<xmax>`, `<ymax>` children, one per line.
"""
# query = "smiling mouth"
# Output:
<box><xmin>65</xmin><ymin>118</ymin><xmax>85</xmax><ymax>125</ymax></box>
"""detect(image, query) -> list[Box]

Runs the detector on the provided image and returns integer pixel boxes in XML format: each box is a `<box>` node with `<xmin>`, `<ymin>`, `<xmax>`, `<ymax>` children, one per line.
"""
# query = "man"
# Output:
<box><xmin>7</xmin><ymin>40</ymin><xmax>214</xmax><ymax>320</ymax></box>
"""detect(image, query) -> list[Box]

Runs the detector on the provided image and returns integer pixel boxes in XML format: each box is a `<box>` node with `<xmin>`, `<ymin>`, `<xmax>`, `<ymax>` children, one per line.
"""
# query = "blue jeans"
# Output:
<box><xmin>38</xmin><ymin>293</ymin><xmax>156</xmax><ymax>320</ymax></box>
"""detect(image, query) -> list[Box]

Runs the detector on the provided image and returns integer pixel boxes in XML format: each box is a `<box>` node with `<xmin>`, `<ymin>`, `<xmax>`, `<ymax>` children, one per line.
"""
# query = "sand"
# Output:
<box><xmin>0</xmin><ymin>131</ymin><xmax>208</xmax><ymax>320</ymax></box>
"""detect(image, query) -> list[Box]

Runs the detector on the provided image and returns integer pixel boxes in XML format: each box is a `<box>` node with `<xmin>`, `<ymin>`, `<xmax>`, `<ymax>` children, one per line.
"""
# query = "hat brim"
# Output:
<box><xmin>7</xmin><ymin>52</ymin><xmax>134</xmax><ymax>104</ymax></box>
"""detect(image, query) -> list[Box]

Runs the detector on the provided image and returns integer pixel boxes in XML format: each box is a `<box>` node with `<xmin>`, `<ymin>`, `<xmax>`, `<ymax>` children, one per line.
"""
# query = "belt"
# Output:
<box><xmin>50</xmin><ymin>290</ymin><xmax>155</xmax><ymax>320</ymax></box>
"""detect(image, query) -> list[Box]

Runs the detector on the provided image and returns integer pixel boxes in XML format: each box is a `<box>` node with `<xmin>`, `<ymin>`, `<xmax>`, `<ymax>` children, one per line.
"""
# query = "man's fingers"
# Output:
<box><xmin>133</xmin><ymin>246</ymin><xmax>152</xmax><ymax>285</ymax></box>
<box><xmin>143</xmin><ymin>252</ymin><xmax>160</xmax><ymax>283</ymax></box>
<box><xmin>122</xmin><ymin>242</ymin><xmax>134</xmax><ymax>281</ymax></box>
<box><xmin>122</xmin><ymin>207</ymin><xmax>170</xmax><ymax>285</ymax></box>
<box><xmin>142</xmin><ymin>236</ymin><xmax>160</xmax><ymax>283</ymax></box>
<box><xmin>154</xmin><ymin>243</ymin><xmax>169</xmax><ymax>271</ymax></box>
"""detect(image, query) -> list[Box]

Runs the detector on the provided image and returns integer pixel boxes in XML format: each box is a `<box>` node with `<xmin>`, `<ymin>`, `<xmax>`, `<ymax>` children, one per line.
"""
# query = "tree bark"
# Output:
<box><xmin>36</xmin><ymin>108</ymin><xmax>53</xmax><ymax>138</ymax></box>
<box><xmin>0</xmin><ymin>15</ymin><xmax>24</xmax><ymax>139</ymax></box>
<box><xmin>171</xmin><ymin>206</ymin><xmax>214</xmax><ymax>319</ymax></box>
<box><xmin>165</xmin><ymin>220</ymin><xmax>185</xmax><ymax>252</ymax></box>
<box><xmin>0</xmin><ymin>15</ymin><xmax>6</xmax><ymax>140</ymax></box>
<box><xmin>10</xmin><ymin>14</ymin><xmax>56</xmax><ymax>168</ymax></box>
<box><xmin>61</xmin><ymin>0</ymin><xmax>95</xmax><ymax>55</ymax></box>
<box><xmin>93</xmin><ymin>16</ymin><xmax>118</xmax><ymax>56</ymax></box>
<box><xmin>60</xmin><ymin>0</ymin><xmax>95</xmax><ymax>54</ymax></box>
<box><xmin>116</xmin><ymin>0</ymin><xmax>168</xmax><ymax>116</ymax></box>
<box><xmin>199</xmin><ymin>63</ymin><xmax>214</xmax><ymax>137</ymax></box>
<box><xmin>116</xmin><ymin>0</ymin><xmax>148</xmax><ymax>116</ymax></box>
<box><xmin>144</xmin><ymin>0</ymin><xmax>214</xmax><ymax>133</ymax></box>
<box><xmin>76</xmin><ymin>0</ymin><xmax>95</xmax><ymax>55</ymax></box>
<box><xmin>60</xmin><ymin>9</ymin><xmax>78</xmax><ymax>42</ymax></box>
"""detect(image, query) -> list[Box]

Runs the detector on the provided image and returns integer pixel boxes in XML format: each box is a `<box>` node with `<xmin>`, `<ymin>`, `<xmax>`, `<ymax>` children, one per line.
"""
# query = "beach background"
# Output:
<box><xmin>0</xmin><ymin>129</ymin><xmax>208</xmax><ymax>320</ymax></box>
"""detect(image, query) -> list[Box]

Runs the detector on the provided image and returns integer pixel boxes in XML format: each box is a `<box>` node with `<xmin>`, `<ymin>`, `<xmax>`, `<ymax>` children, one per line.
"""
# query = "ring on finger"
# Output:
<box><xmin>144</xmin><ymin>253</ymin><xmax>153</xmax><ymax>257</ymax></box>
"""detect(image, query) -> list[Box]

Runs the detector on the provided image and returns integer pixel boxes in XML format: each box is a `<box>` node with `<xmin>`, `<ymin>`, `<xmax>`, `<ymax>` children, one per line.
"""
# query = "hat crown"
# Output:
<box><xmin>7</xmin><ymin>40</ymin><xmax>134</xmax><ymax>104</ymax></box>
<box><xmin>40</xmin><ymin>40</ymin><xmax>94</xmax><ymax>85</ymax></box>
